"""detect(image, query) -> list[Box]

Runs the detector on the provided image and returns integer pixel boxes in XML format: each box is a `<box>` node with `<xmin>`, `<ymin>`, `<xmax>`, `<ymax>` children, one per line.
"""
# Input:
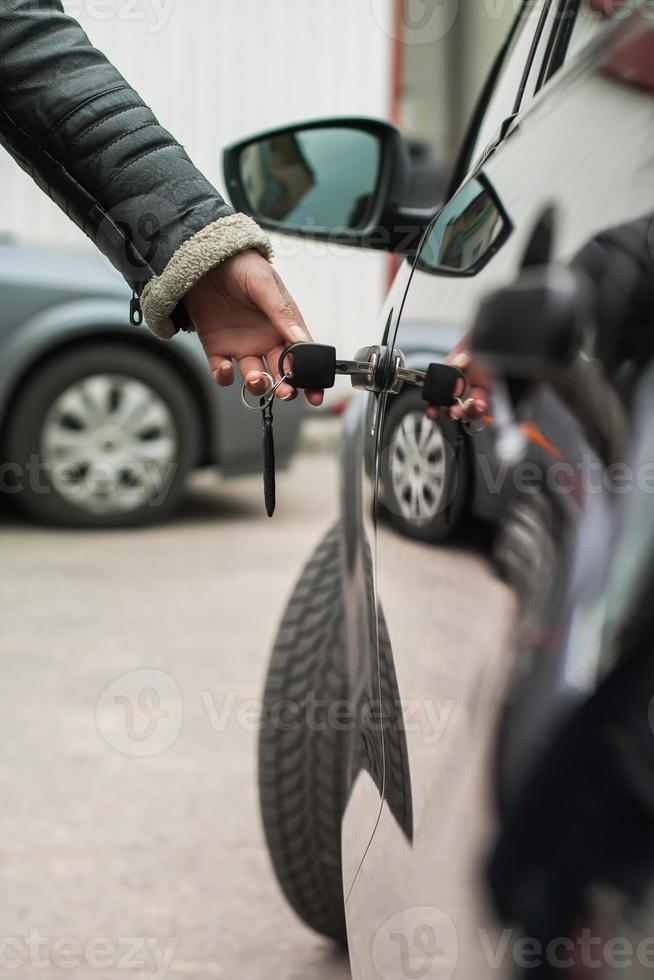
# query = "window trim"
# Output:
<box><xmin>448</xmin><ymin>0</ymin><xmax>555</xmax><ymax>196</ymax></box>
<box><xmin>534</xmin><ymin>0</ymin><xmax>583</xmax><ymax>90</ymax></box>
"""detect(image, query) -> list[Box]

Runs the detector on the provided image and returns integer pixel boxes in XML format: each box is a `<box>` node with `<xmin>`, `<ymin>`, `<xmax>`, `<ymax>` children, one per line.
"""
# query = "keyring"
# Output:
<box><xmin>241</xmin><ymin>372</ymin><xmax>275</xmax><ymax>411</ymax></box>
<box><xmin>240</xmin><ymin>372</ymin><xmax>291</xmax><ymax>411</ymax></box>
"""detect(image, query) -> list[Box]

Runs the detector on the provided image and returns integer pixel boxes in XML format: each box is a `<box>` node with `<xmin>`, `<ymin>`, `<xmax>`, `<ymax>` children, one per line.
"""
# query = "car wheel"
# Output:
<box><xmin>379</xmin><ymin>388</ymin><xmax>470</xmax><ymax>544</ymax></box>
<box><xmin>4</xmin><ymin>343</ymin><xmax>200</xmax><ymax>528</ymax></box>
<box><xmin>258</xmin><ymin>526</ymin><xmax>348</xmax><ymax>945</ymax></box>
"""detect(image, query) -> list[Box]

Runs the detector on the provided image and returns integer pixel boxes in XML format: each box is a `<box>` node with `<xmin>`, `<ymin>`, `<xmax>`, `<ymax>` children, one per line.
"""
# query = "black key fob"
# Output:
<box><xmin>280</xmin><ymin>343</ymin><xmax>337</xmax><ymax>390</ymax></box>
<box><xmin>421</xmin><ymin>363</ymin><xmax>465</xmax><ymax>407</ymax></box>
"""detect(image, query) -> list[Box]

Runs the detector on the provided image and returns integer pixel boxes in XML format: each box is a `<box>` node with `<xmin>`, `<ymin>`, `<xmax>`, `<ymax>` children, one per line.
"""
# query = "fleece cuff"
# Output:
<box><xmin>140</xmin><ymin>213</ymin><xmax>273</xmax><ymax>339</ymax></box>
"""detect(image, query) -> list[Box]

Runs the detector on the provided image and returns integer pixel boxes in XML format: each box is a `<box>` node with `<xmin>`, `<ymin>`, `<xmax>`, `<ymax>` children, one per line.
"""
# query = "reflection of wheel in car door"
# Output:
<box><xmin>379</xmin><ymin>388</ymin><xmax>470</xmax><ymax>543</ymax></box>
<box><xmin>5</xmin><ymin>343</ymin><xmax>200</xmax><ymax>528</ymax></box>
<box><xmin>258</xmin><ymin>526</ymin><xmax>348</xmax><ymax>944</ymax></box>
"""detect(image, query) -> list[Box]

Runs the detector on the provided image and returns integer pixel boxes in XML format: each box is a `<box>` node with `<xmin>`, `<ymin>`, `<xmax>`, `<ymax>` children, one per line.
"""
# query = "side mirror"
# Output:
<box><xmin>223</xmin><ymin>117</ymin><xmax>431</xmax><ymax>255</ymax></box>
<box><xmin>471</xmin><ymin>267</ymin><xmax>629</xmax><ymax>466</ymax></box>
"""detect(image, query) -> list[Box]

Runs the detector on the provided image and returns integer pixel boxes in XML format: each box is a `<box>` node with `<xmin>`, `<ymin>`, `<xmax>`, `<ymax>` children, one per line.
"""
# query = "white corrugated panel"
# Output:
<box><xmin>0</xmin><ymin>0</ymin><xmax>393</xmax><ymax>360</ymax></box>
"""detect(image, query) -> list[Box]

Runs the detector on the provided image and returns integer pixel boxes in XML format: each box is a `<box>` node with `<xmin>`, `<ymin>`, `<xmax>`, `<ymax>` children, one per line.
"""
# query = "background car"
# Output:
<box><xmin>0</xmin><ymin>239</ymin><xmax>304</xmax><ymax>527</ymax></box>
<box><xmin>226</xmin><ymin>1</ymin><xmax>654</xmax><ymax>976</ymax></box>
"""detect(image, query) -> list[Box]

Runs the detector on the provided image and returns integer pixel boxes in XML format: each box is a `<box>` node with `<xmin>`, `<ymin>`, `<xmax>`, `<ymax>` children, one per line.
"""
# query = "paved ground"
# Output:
<box><xmin>0</xmin><ymin>449</ymin><xmax>351</xmax><ymax>980</ymax></box>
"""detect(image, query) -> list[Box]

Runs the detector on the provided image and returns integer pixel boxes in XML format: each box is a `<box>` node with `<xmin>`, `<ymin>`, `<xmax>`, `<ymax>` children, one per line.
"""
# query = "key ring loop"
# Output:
<box><xmin>241</xmin><ymin>373</ymin><xmax>275</xmax><ymax>412</ymax></box>
<box><xmin>278</xmin><ymin>346</ymin><xmax>295</xmax><ymax>383</ymax></box>
<box><xmin>240</xmin><ymin>372</ymin><xmax>291</xmax><ymax>412</ymax></box>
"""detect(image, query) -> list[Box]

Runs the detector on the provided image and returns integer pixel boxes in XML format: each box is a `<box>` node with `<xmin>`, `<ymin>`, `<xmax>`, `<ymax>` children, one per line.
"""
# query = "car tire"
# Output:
<box><xmin>258</xmin><ymin>525</ymin><xmax>348</xmax><ymax>945</ymax></box>
<box><xmin>379</xmin><ymin>388</ymin><xmax>470</xmax><ymax>544</ymax></box>
<box><xmin>4</xmin><ymin>343</ymin><xmax>200</xmax><ymax>528</ymax></box>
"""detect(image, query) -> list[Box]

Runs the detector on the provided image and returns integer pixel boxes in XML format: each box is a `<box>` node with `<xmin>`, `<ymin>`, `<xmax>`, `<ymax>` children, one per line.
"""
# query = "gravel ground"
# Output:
<box><xmin>0</xmin><ymin>449</ymin><xmax>351</xmax><ymax>980</ymax></box>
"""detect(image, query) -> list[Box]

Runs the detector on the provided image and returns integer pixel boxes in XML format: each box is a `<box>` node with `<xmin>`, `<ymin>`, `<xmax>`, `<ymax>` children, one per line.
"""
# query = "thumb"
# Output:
<box><xmin>249</xmin><ymin>265</ymin><xmax>311</xmax><ymax>346</ymax></box>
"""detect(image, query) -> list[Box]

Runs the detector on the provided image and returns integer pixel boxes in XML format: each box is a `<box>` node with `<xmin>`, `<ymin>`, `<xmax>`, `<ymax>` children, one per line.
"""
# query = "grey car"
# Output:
<box><xmin>0</xmin><ymin>239</ymin><xmax>303</xmax><ymax>527</ymax></box>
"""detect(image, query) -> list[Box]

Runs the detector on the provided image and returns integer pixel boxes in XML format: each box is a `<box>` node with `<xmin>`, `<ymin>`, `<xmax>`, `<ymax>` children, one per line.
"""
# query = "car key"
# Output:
<box><xmin>279</xmin><ymin>343</ymin><xmax>375</xmax><ymax>391</ymax></box>
<box><xmin>419</xmin><ymin>363</ymin><xmax>465</xmax><ymax>407</ymax></box>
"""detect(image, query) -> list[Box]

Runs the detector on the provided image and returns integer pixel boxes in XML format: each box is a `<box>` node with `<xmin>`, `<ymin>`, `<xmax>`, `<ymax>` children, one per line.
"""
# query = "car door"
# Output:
<box><xmin>346</xmin><ymin>8</ymin><xmax>654</xmax><ymax>980</ymax></box>
<box><xmin>339</xmin><ymin>0</ymin><xmax>554</xmax><ymax>916</ymax></box>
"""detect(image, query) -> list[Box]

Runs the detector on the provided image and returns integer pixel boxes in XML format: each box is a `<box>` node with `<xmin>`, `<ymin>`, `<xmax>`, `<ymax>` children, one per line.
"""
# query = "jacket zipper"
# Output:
<box><xmin>130</xmin><ymin>292</ymin><xmax>143</xmax><ymax>326</ymax></box>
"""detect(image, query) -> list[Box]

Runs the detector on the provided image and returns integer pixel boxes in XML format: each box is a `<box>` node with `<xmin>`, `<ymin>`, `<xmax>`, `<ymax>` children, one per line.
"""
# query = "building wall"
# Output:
<box><xmin>0</xmin><ymin>0</ymin><xmax>393</xmax><ymax>359</ymax></box>
<box><xmin>402</xmin><ymin>0</ymin><xmax>517</xmax><ymax>172</ymax></box>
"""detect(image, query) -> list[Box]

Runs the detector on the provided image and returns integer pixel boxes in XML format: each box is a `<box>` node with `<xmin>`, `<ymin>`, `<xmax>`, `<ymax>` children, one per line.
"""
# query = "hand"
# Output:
<box><xmin>425</xmin><ymin>339</ymin><xmax>492</xmax><ymax>422</ymax></box>
<box><xmin>185</xmin><ymin>249</ymin><xmax>323</xmax><ymax>406</ymax></box>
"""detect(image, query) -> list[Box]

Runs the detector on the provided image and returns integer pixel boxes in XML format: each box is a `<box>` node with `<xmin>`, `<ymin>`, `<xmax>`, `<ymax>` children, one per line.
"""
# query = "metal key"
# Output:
<box><xmin>279</xmin><ymin>343</ymin><xmax>466</xmax><ymax>408</ymax></box>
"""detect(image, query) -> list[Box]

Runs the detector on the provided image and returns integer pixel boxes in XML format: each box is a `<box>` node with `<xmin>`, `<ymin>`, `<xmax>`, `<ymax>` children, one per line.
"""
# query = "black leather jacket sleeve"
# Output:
<box><xmin>0</xmin><ymin>0</ymin><xmax>271</xmax><ymax>337</ymax></box>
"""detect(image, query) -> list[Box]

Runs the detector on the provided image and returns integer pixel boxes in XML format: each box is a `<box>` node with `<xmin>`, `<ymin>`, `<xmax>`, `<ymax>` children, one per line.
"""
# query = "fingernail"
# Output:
<box><xmin>281</xmin><ymin>391</ymin><xmax>296</xmax><ymax>401</ymax></box>
<box><xmin>452</xmin><ymin>353</ymin><xmax>469</xmax><ymax>369</ymax></box>
<box><xmin>289</xmin><ymin>325</ymin><xmax>307</xmax><ymax>342</ymax></box>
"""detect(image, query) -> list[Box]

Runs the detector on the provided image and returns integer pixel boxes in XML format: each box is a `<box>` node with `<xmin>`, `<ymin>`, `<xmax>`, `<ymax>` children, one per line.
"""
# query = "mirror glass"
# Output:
<box><xmin>239</xmin><ymin>127</ymin><xmax>381</xmax><ymax>232</ymax></box>
<box><xmin>417</xmin><ymin>176</ymin><xmax>511</xmax><ymax>275</ymax></box>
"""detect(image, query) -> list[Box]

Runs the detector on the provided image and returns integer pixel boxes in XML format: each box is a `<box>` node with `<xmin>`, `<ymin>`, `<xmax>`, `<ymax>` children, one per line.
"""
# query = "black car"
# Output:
<box><xmin>228</xmin><ymin>2</ymin><xmax>654</xmax><ymax>976</ymax></box>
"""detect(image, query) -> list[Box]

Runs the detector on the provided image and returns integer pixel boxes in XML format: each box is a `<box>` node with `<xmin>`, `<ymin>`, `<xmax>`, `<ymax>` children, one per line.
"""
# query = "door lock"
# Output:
<box><xmin>278</xmin><ymin>342</ymin><xmax>465</xmax><ymax>407</ymax></box>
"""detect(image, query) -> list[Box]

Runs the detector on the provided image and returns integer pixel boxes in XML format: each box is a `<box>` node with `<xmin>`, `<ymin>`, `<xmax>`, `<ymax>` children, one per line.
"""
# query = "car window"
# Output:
<box><xmin>465</xmin><ymin>0</ymin><xmax>548</xmax><ymax>172</ymax></box>
<box><xmin>539</xmin><ymin>0</ymin><xmax>627</xmax><ymax>85</ymax></box>
<box><xmin>563</xmin><ymin>1</ymin><xmax>610</xmax><ymax>59</ymax></box>
<box><xmin>416</xmin><ymin>175</ymin><xmax>512</xmax><ymax>276</ymax></box>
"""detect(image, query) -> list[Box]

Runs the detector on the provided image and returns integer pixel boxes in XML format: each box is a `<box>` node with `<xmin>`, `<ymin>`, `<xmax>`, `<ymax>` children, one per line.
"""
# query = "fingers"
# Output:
<box><xmin>305</xmin><ymin>390</ymin><xmax>324</xmax><ymax>407</ymax></box>
<box><xmin>237</xmin><ymin>355</ymin><xmax>270</xmax><ymax>396</ymax></box>
<box><xmin>209</xmin><ymin>357</ymin><xmax>234</xmax><ymax>387</ymax></box>
<box><xmin>447</xmin><ymin>349</ymin><xmax>490</xmax><ymax>420</ymax></box>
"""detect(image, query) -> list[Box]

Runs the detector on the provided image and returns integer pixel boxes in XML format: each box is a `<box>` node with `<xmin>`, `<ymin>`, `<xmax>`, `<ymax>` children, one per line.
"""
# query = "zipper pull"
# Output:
<box><xmin>130</xmin><ymin>292</ymin><xmax>143</xmax><ymax>327</ymax></box>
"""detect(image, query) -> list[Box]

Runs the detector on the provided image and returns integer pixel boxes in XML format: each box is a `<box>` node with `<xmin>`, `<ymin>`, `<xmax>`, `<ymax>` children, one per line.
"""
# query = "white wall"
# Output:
<box><xmin>0</xmin><ymin>0</ymin><xmax>393</xmax><ymax>360</ymax></box>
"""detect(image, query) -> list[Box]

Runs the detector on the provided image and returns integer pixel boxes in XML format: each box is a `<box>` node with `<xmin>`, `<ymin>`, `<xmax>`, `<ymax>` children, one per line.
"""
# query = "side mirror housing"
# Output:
<box><xmin>223</xmin><ymin>117</ymin><xmax>432</xmax><ymax>255</ymax></box>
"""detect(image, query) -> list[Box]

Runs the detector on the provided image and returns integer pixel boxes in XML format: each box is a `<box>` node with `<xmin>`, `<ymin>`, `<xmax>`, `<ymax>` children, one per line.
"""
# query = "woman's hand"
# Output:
<box><xmin>185</xmin><ymin>249</ymin><xmax>324</xmax><ymax>406</ymax></box>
